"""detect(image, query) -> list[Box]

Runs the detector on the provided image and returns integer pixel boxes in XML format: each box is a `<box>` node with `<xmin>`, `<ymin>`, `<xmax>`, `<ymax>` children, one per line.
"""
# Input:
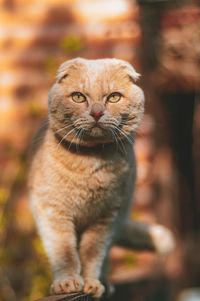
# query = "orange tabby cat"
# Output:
<box><xmin>28</xmin><ymin>58</ymin><xmax>173</xmax><ymax>298</ymax></box>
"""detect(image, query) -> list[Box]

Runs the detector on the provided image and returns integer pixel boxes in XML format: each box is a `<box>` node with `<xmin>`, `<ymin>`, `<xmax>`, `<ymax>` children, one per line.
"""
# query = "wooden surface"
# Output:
<box><xmin>36</xmin><ymin>293</ymin><xmax>92</xmax><ymax>301</ymax></box>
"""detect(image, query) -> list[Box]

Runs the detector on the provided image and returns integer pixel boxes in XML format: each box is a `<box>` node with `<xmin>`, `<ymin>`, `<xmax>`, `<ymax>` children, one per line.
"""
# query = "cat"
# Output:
<box><xmin>28</xmin><ymin>58</ymin><xmax>174</xmax><ymax>298</ymax></box>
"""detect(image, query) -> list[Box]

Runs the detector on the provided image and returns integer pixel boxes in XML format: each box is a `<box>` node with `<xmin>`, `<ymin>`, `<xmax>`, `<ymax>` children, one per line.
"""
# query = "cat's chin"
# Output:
<box><xmin>82</xmin><ymin>126</ymin><xmax>115</xmax><ymax>144</ymax></box>
<box><xmin>89</xmin><ymin>126</ymin><xmax>104</xmax><ymax>137</ymax></box>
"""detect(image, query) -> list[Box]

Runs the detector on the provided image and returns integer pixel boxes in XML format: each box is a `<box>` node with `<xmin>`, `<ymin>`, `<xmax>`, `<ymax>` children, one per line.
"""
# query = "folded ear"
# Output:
<box><xmin>128</xmin><ymin>72</ymin><xmax>141</xmax><ymax>83</ymax></box>
<box><xmin>56</xmin><ymin>57</ymin><xmax>84</xmax><ymax>83</ymax></box>
<box><xmin>125</xmin><ymin>62</ymin><xmax>141</xmax><ymax>83</ymax></box>
<box><xmin>115</xmin><ymin>59</ymin><xmax>141</xmax><ymax>83</ymax></box>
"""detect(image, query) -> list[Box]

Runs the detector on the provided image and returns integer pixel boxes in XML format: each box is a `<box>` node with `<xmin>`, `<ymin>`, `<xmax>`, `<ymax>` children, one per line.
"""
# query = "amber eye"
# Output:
<box><xmin>71</xmin><ymin>92</ymin><xmax>86</xmax><ymax>103</ymax></box>
<box><xmin>107</xmin><ymin>92</ymin><xmax>122</xmax><ymax>103</ymax></box>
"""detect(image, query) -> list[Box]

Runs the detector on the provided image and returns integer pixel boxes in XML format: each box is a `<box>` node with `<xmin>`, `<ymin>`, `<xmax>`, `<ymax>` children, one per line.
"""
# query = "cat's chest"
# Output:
<box><xmin>63</xmin><ymin>156</ymin><xmax>132</xmax><ymax>223</ymax></box>
<box><xmin>64</xmin><ymin>154</ymin><xmax>130</xmax><ymax>193</ymax></box>
<box><xmin>48</xmin><ymin>147</ymin><xmax>134</xmax><ymax>224</ymax></box>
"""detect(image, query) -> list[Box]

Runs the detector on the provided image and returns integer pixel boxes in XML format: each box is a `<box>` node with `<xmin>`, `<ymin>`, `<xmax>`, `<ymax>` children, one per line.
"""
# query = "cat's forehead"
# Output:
<box><xmin>83</xmin><ymin>59</ymin><xmax>127</xmax><ymax>85</ymax></box>
<box><xmin>79</xmin><ymin>59</ymin><xmax>114</xmax><ymax>81</ymax></box>
<box><xmin>80</xmin><ymin>58</ymin><xmax>122</xmax><ymax>72</ymax></box>
<box><xmin>56</xmin><ymin>58</ymin><xmax>140</xmax><ymax>86</ymax></box>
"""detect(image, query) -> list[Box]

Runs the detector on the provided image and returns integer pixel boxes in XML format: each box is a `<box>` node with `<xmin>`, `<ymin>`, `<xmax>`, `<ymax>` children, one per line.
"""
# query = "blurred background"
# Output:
<box><xmin>0</xmin><ymin>0</ymin><xmax>200</xmax><ymax>300</ymax></box>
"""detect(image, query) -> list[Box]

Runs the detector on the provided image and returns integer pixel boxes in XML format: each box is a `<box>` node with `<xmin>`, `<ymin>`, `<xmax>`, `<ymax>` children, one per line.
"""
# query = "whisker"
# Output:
<box><xmin>121</xmin><ymin>115</ymin><xmax>136</xmax><ymax>123</ymax></box>
<box><xmin>55</xmin><ymin>123</ymin><xmax>73</xmax><ymax>134</ymax></box>
<box><xmin>67</xmin><ymin>129</ymin><xmax>81</xmax><ymax>151</ymax></box>
<box><xmin>75</xmin><ymin>128</ymin><xmax>82</xmax><ymax>153</ymax></box>
<box><xmin>109</xmin><ymin>128</ymin><xmax>119</xmax><ymax>153</ymax></box>
<box><xmin>56</xmin><ymin>127</ymin><xmax>76</xmax><ymax>150</ymax></box>
<box><xmin>75</xmin><ymin>129</ymin><xmax>81</xmax><ymax>153</ymax></box>
<box><xmin>115</xmin><ymin>130</ymin><xmax>127</xmax><ymax>156</ymax></box>
<box><xmin>112</xmin><ymin>126</ymin><xmax>134</xmax><ymax>145</ymax></box>
<box><xmin>73</xmin><ymin>118</ymin><xmax>89</xmax><ymax>127</ymax></box>
<box><xmin>77</xmin><ymin>128</ymin><xmax>85</xmax><ymax>152</ymax></box>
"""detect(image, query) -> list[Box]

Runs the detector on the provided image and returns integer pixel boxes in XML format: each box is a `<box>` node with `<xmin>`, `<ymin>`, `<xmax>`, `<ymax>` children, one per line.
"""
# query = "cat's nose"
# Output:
<box><xmin>90</xmin><ymin>103</ymin><xmax>104</xmax><ymax>122</ymax></box>
<box><xmin>90</xmin><ymin>111</ymin><xmax>104</xmax><ymax>122</ymax></box>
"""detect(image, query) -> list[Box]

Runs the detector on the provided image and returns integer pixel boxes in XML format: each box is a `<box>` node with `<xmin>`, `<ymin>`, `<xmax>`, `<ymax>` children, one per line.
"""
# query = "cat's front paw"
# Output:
<box><xmin>83</xmin><ymin>278</ymin><xmax>105</xmax><ymax>298</ymax></box>
<box><xmin>51</xmin><ymin>274</ymin><xmax>84</xmax><ymax>294</ymax></box>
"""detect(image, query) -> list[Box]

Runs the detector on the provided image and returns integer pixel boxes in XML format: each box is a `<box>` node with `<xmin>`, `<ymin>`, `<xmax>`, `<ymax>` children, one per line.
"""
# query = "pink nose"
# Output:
<box><xmin>90</xmin><ymin>103</ymin><xmax>104</xmax><ymax>122</ymax></box>
<box><xmin>90</xmin><ymin>111</ymin><xmax>104</xmax><ymax>122</ymax></box>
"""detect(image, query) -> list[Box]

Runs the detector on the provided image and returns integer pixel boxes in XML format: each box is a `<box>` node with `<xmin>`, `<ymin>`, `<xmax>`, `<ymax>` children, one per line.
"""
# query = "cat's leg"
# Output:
<box><xmin>79</xmin><ymin>222</ymin><xmax>113</xmax><ymax>298</ymax></box>
<box><xmin>36</xmin><ymin>216</ymin><xmax>83</xmax><ymax>294</ymax></box>
<box><xmin>100</xmin><ymin>256</ymin><xmax>115</xmax><ymax>297</ymax></box>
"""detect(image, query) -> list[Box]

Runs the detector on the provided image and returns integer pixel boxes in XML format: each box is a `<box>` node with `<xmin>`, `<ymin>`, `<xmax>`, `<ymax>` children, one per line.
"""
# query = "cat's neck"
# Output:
<box><xmin>45</xmin><ymin>128</ymin><xmax>134</xmax><ymax>170</ymax></box>
<box><xmin>54</xmin><ymin>132</ymin><xmax>120</xmax><ymax>155</ymax></box>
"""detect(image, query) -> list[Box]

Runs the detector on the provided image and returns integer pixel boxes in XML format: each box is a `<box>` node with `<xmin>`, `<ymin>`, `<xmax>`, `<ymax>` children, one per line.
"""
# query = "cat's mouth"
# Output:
<box><xmin>83</xmin><ymin>123</ymin><xmax>112</xmax><ymax>140</ymax></box>
<box><xmin>89</xmin><ymin>126</ymin><xmax>104</xmax><ymax>137</ymax></box>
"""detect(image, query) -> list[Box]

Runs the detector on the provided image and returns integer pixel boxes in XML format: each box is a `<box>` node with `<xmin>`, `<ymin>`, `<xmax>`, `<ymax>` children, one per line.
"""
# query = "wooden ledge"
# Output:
<box><xmin>36</xmin><ymin>293</ymin><xmax>92</xmax><ymax>301</ymax></box>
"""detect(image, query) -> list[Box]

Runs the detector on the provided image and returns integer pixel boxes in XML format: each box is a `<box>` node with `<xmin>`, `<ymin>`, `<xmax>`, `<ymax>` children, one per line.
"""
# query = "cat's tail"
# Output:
<box><xmin>116</xmin><ymin>221</ymin><xmax>175</xmax><ymax>255</ymax></box>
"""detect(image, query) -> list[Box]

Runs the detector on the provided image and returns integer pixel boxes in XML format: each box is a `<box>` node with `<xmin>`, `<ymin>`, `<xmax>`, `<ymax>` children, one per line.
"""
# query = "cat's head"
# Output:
<box><xmin>48</xmin><ymin>57</ymin><xmax>144</xmax><ymax>146</ymax></box>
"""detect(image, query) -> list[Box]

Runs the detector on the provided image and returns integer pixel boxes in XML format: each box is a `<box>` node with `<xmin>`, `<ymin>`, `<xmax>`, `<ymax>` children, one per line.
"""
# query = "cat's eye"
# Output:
<box><xmin>107</xmin><ymin>92</ymin><xmax>122</xmax><ymax>103</ymax></box>
<box><xmin>71</xmin><ymin>92</ymin><xmax>86</xmax><ymax>103</ymax></box>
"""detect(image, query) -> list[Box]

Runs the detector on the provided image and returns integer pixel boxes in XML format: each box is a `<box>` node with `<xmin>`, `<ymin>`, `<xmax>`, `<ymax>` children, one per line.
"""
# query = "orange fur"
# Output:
<box><xmin>28</xmin><ymin>58</ymin><xmax>144</xmax><ymax>297</ymax></box>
